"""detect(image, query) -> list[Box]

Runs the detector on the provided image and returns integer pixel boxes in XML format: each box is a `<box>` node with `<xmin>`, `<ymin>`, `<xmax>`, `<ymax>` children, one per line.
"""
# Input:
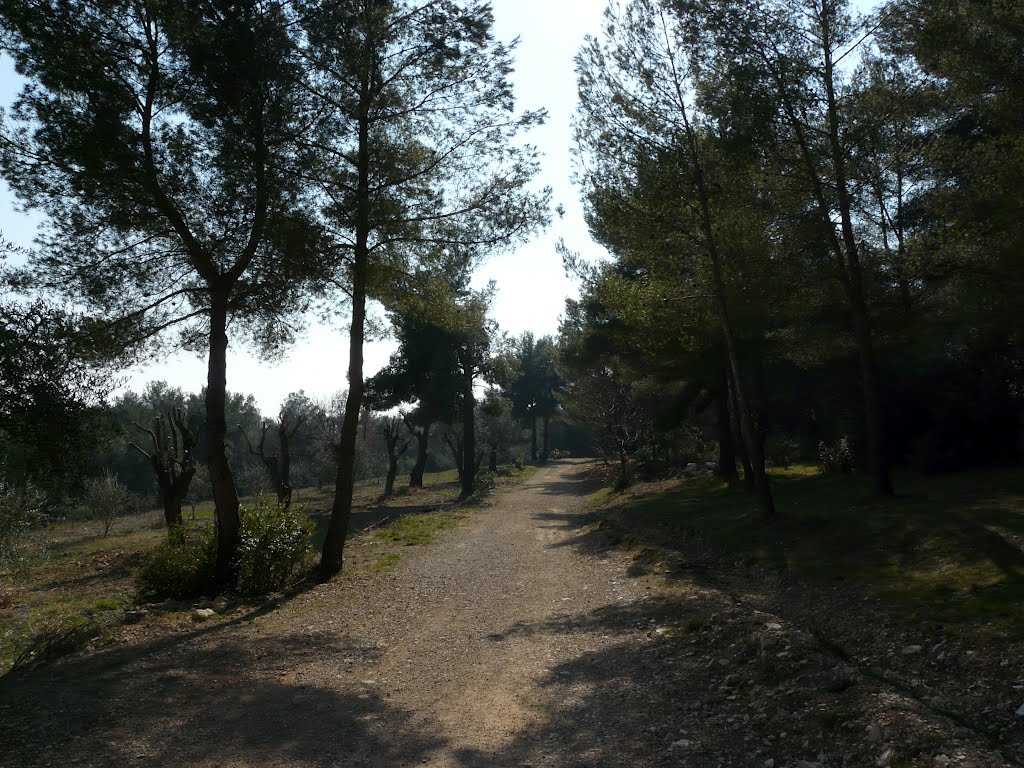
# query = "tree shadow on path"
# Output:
<box><xmin>1</xmin><ymin>623</ymin><xmax>446</xmax><ymax>768</ymax></box>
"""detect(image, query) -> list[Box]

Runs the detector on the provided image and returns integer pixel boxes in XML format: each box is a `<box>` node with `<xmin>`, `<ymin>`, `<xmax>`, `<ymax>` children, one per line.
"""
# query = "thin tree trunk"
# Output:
<box><xmin>278</xmin><ymin>420</ymin><xmax>293</xmax><ymax>507</ymax></box>
<box><xmin>460</xmin><ymin>354</ymin><xmax>476</xmax><ymax>500</ymax></box>
<box><xmin>850</xmin><ymin>296</ymin><xmax>893</xmax><ymax>495</ymax></box>
<box><xmin>445</xmin><ymin>430</ymin><xmax>464</xmax><ymax>482</ymax></box>
<box><xmin>664</xmin><ymin>16</ymin><xmax>775</xmax><ymax>518</ymax></box>
<box><xmin>208</xmin><ymin>292</ymin><xmax>241</xmax><ymax>585</ymax></box>
<box><xmin>320</xmin><ymin>256</ymin><xmax>367</xmax><ymax>578</ymax></box>
<box><xmin>542</xmin><ymin>414</ymin><xmax>550</xmax><ymax>459</ymax></box>
<box><xmin>819</xmin><ymin>3</ymin><xmax>894</xmax><ymax>497</ymax></box>
<box><xmin>530</xmin><ymin>413</ymin><xmax>537</xmax><ymax>462</ymax></box>
<box><xmin>488</xmin><ymin>447</ymin><xmax>497</xmax><ymax>472</ymax></box>
<box><xmin>716</xmin><ymin>366</ymin><xmax>739</xmax><ymax>481</ymax></box>
<box><xmin>683</xmin><ymin>143</ymin><xmax>773</xmax><ymax>516</ymax></box>
<box><xmin>320</xmin><ymin>74</ymin><xmax>372</xmax><ymax>579</ymax></box>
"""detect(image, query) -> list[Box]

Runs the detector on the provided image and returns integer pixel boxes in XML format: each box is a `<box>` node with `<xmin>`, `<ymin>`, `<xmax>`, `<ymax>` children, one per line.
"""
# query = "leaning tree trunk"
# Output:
<box><xmin>320</xmin><ymin>94</ymin><xmax>372</xmax><ymax>579</ymax></box>
<box><xmin>819</xmin><ymin>9</ymin><xmax>894</xmax><ymax>497</ymax></box>
<box><xmin>208</xmin><ymin>291</ymin><xmax>242</xmax><ymax>585</ymax></box>
<box><xmin>678</xmin><ymin>90</ymin><xmax>775</xmax><ymax>518</ymax></box>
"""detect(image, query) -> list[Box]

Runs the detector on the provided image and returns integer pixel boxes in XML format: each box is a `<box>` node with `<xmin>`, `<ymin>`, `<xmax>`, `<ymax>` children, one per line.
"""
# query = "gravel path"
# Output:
<box><xmin>1</xmin><ymin>460</ymin><xmax>655</xmax><ymax>768</ymax></box>
<box><xmin>4</xmin><ymin>459</ymin><xmax>1018</xmax><ymax>768</ymax></box>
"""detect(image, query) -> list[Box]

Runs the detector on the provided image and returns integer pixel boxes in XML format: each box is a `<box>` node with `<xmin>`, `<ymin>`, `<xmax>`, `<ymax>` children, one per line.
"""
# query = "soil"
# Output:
<box><xmin>1</xmin><ymin>460</ymin><xmax>1021</xmax><ymax>768</ymax></box>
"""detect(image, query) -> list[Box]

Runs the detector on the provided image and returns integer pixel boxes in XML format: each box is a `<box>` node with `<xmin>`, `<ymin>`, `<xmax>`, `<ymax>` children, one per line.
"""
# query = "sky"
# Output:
<box><xmin>0</xmin><ymin>0</ymin><xmax>612</xmax><ymax>415</ymax></box>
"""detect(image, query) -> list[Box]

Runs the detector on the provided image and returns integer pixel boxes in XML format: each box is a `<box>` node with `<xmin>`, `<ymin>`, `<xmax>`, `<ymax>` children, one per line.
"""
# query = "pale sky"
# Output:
<box><xmin>0</xmin><ymin>0</ymin><xmax>610</xmax><ymax>415</ymax></box>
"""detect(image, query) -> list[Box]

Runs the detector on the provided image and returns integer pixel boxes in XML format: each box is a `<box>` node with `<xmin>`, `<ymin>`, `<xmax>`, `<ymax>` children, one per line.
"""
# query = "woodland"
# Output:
<box><xmin>0</xmin><ymin>0</ymin><xmax>1022</xmax><ymax>615</ymax></box>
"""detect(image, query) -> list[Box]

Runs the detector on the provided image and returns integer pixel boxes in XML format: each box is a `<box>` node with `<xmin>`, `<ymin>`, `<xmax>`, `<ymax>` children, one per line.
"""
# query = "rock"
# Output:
<box><xmin>1016</xmin><ymin>702</ymin><xmax>1024</xmax><ymax>717</ymax></box>
<box><xmin>212</xmin><ymin>596</ymin><xmax>229</xmax><ymax>614</ymax></box>
<box><xmin>123</xmin><ymin>608</ymin><xmax>147</xmax><ymax>624</ymax></box>
<box><xmin>867</xmin><ymin>723</ymin><xmax>882</xmax><ymax>742</ymax></box>
<box><xmin>765</xmin><ymin>622</ymin><xmax>782</xmax><ymax>630</ymax></box>
<box><xmin>192</xmin><ymin>608</ymin><xmax>216</xmax><ymax>622</ymax></box>
<box><xmin>901</xmin><ymin>644</ymin><xmax>923</xmax><ymax>655</ymax></box>
<box><xmin>933</xmin><ymin>756</ymin><xmax>951</xmax><ymax>767</ymax></box>
<box><xmin>668</xmin><ymin>739</ymin><xmax>691</xmax><ymax>750</ymax></box>
<box><xmin>763</xmin><ymin>760</ymin><xmax>774</xmax><ymax>768</ymax></box>
<box><xmin>876</xmin><ymin>748</ymin><xmax>893</xmax><ymax>766</ymax></box>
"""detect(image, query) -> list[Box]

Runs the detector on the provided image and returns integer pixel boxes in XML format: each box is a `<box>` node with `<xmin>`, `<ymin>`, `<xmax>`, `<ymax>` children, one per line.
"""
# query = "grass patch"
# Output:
<box><xmin>2</xmin><ymin>462</ymin><xmax>538</xmax><ymax>674</ymax></box>
<box><xmin>374</xmin><ymin>510</ymin><xmax>466</xmax><ymax>547</ymax></box>
<box><xmin>594</xmin><ymin>464</ymin><xmax>1024</xmax><ymax>637</ymax></box>
<box><xmin>369</xmin><ymin>552</ymin><xmax>403</xmax><ymax>573</ymax></box>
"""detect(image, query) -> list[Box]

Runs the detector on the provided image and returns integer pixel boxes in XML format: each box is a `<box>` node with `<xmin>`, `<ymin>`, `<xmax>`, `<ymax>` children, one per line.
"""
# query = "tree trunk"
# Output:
<box><xmin>445</xmin><ymin>429</ymin><xmax>464</xmax><ymax>483</ymax></box>
<box><xmin>320</xmin><ymin>82</ymin><xmax>372</xmax><ymax>579</ymax></box>
<box><xmin>819</xmin><ymin>5</ymin><xmax>894</xmax><ymax>497</ymax></box>
<box><xmin>727</xmin><ymin>372</ymin><xmax>754</xmax><ymax>488</ymax></box>
<box><xmin>488</xmin><ymin>446</ymin><xmax>497</xmax><ymax>472</ymax></box>
<box><xmin>278</xmin><ymin>421</ymin><xmax>294</xmax><ymax>507</ymax></box>
<box><xmin>207</xmin><ymin>291</ymin><xmax>242</xmax><ymax>585</ymax></box>
<box><xmin>385</xmin><ymin>458</ymin><xmax>398</xmax><ymax>496</ymax></box>
<box><xmin>460</xmin><ymin>354</ymin><xmax>476</xmax><ymax>500</ymax></box>
<box><xmin>530</xmin><ymin>413</ymin><xmax>537</xmax><ymax>462</ymax></box>
<box><xmin>157</xmin><ymin>474</ymin><xmax>182</xmax><ymax>529</ymax></box>
<box><xmin>409</xmin><ymin>425</ymin><xmax>430</xmax><ymax>487</ymax></box>
<box><xmin>716</xmin><ymin>367</ymin><xmax>739</xmax><ymax>481</ymax></box>
<box><xmin>684</xmin><ymin>139</ymin><xmax>775</xmax><ymax>517</ymax></box>
<box><xmin>542</xmin><ymin>414</ymin><xmax>551</xmax><ymax>459</ymax></box>
<box><xmin>850</xmin><ymin>296</ymin><xmax>893</xmax><ymax>495</ymax></box>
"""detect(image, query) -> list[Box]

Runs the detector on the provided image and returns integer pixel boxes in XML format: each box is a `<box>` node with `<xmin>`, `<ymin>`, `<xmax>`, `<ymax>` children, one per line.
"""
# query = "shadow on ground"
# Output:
<box><xmin>0</xmin><ymin>622</ymin><xmax>445</xmax><ymax>768</ymax></box>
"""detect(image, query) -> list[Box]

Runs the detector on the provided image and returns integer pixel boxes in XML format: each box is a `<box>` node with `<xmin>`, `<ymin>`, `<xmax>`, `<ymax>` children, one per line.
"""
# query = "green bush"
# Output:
<box><xmin>79</xmin><ymin>470</ymin><xmax>130</xmax><ymax>537</ymax></box>
<box><xmin>235</xmin><ymin>496</ymin><xmax>314</xmax><ymax>596</ymax></box>
<box><xmin>0</xmin><ymin>480</ymin><xmax>46</xmax><ymax>571</ymax></box>
<box><xmin>136</xmin><ymin>497</ymin><xmax>314</xmax><ymax>600</ymax></box>
<box><xmin>819</xmin><ymin>437</ymin><xmax>855</xmax><ymax>474</ymax></box>
<box><xmin>137</xmin><ymin>527</ymin><xmax>217</xmax><ymax>601</ymax></box>
<box><xmin>474</xmin><ymin>471</ymin><xmax>498</xmax><ymax>493</ymax></box>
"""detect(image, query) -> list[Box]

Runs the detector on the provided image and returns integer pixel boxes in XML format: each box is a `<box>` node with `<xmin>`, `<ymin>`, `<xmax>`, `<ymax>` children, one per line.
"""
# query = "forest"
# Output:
<box><xmin>0</xmin><ymin>0</ymin><xmax>1022</xmax><ymax>666</ymax></box>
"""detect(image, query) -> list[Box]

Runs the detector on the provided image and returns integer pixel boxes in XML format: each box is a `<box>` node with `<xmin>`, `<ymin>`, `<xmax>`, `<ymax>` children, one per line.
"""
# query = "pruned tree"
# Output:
<box><xmin>130</xmin><ymin>408</ymin><xmax>199</xmax><ymax>529</ymax></box>
<box><xmin>238</xmin><ymin>412</ymin><xmax>304</xmax><ymax>508</ymax></box>
<box><xmin>380</xmin><ymin>415</ymin><xmax>413</xmax><ymax>496</ymax></box>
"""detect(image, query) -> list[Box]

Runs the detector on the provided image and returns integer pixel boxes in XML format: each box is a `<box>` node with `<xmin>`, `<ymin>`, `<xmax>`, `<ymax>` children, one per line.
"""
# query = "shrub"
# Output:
<box><xmin>819</xmin><ymin>437</ymin><xmax>855</xmax><ymax>474</ymax></box>
<box><xmin>136</xmin><ymin>527</ymin><xmax>217</xmax><ymax>601</ymax></box>
<box><xmin>136</xmin><ymin>498</ymin><xmax>314</xmax><ymax>600</ymax></box>
<box><xmin>234</xmin><ymin>496</ymin><xmax>314</xmax><ymax>596</ymax></box>
<box><xmin>473</xmin><ymin>471</ymin><xmax>498</xmax><ymax>493</ymax></box>
<box><xmin>79</xmin><ymin>470</ymin><xmax>130</xmax><ymax>536</ymax></box>
<box><xmin>0</xmin><ymin>480</ymin><xmax>46</xmax><ymax>570</ymax></box>
<box><xmin>10</xmin><ymin>615</ymin><xmax>103</xmax><ymax>673</ymax></box>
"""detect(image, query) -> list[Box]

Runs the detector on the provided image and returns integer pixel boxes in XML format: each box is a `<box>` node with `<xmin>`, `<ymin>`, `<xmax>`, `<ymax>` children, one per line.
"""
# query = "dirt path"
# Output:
<box><xmin>0</xmin><ymin>461</ymin><xmax>648</xmax><ymax>767</ymax></box>
<box><xmin>2</xmin><ymin>460</ymin><xmax>1020</xmax><ymax>768</ymax></box>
